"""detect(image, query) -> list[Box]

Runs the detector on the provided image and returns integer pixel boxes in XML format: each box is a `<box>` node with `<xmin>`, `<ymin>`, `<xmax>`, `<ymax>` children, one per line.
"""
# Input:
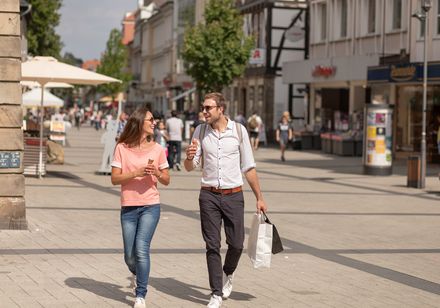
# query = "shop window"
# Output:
<box><xmin>392</xmin><ymin>0</ymin><xmax>402</xmax><ymax>30</ymax></box>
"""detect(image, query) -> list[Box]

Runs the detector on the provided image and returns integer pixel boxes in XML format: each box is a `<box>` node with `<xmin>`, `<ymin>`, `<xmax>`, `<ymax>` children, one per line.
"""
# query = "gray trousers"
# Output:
<box><xmin>198</xmin><ymin>189</ymin><xmax>245</xmax><ymax>296</ymax></box>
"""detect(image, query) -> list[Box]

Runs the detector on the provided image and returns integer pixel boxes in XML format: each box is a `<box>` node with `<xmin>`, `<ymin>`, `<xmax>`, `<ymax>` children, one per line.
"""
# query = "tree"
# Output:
<box><xmin>97</xmin><ymin>29</ymin><xmax>131</xmax><ymax>98</ymax></box>
<box><xmin>182</xmin><ymin>0</ymin><xmax>253</xmax><ymax>92</ymax></box>
<box><xmin>62</xmin><ymin>52</ymin><xmax>83</xmax><ymax>67</ymax></box>
<box><xmin>26</xmin><ymin>0</ymin><xmax>63</xmax><ymax>58</ymax></box>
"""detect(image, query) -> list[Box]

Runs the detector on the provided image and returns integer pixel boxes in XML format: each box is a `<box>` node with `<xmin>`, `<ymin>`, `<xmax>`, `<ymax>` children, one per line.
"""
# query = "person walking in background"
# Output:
<box><xmin>111</xmin><ymin>107</ymin><xmax>170</xmax><ymax>308</ymax></box>
<box><xmin>184</xmin><ymin>92</ymin><xmax>267</xmax><ymax>308</ymax></box>
<box><xmin>116</xmin><ymin>111</ymin><xmax>129</xmax><ymax>141</ymax></box>
<box><xmin>157</xmin><ymin>120</ymin><xmax>169</xmax><ymax>157</ymax></box>
<box><xmin>166</xmin><ymin>110</ymin><xmax>184</xmax><ymax>171</ymax></box>
<box><xmin>276</xmin><ymin>115</ymin><xmax>293</xmax><ymax>162</ymax></box>
<box><xmin>247</xmin><ymin>111</ymin><xmax>262</xmax><ymax>150</ymax></box>
<box><xmin>190</xmin><ymin>111</ymin><xmax>205</xmax><ymax>139</ymax></box>
<box><xmin>234</xmin><ymin>112</ymin><xmax>246</xmax><ymax>127</ymax></box>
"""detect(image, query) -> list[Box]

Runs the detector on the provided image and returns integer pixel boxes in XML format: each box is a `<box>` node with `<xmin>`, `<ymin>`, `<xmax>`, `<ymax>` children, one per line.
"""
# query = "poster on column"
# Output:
<box><xmin>365</xmin><ymin>107</ymin><xmax>393</xmax><ymax>167</ymax></box>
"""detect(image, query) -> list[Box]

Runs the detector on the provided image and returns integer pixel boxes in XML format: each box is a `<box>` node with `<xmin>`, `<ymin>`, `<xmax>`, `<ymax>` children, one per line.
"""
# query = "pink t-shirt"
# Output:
<box><xmin>111</xmin><ymin>142</ymin><xmax>169</xmax><ymax>207</ymax></box>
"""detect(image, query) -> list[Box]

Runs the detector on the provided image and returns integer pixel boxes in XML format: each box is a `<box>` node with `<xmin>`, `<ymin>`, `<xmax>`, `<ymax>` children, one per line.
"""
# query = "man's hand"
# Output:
<box><xmin>186</xmin><ymin>138</ymin><xmax>199</xmax><ymax>160</ymax></box>
<box><xmin>256</xmin><ymin>199</ymin><xmax>267</xmax><ymax>213</ymax></box>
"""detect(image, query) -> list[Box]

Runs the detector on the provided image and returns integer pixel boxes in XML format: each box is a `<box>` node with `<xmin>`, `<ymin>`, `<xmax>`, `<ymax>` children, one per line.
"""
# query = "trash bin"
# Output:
<box><xmin>407</xmin><ymin>156</ymin><xmax>421</xmax><ymax>188</ymax></box>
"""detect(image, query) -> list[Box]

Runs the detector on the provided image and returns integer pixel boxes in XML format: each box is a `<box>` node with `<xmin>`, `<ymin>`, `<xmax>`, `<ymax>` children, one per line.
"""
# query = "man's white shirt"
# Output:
<box><xmin>191</xmin><ymin>119</ymin><xmax>256</xmax><ymax>189</ymax></box>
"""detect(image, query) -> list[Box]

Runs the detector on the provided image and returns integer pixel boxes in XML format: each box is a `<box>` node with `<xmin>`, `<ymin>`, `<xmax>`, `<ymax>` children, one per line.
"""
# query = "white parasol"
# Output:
<box><xmin>21</xmin><ymin>56</ymin><xmax>121</xmax><ymax>178</ymax></box>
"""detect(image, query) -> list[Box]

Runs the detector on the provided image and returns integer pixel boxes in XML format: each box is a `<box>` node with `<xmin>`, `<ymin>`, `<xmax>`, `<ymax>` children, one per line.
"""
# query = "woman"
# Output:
<box><xmin>111</xmin><ymin>107</ymin><xmax>170</xmax><ymax>308</ymax></box>
<box><xmin>276</xmin><ymin>115</ymin><xmax>293</xmax><ymax>162</ymax></box>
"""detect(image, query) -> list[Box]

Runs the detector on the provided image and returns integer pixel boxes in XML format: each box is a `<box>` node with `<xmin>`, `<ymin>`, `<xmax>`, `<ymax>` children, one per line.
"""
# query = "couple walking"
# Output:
<box><xmin>111</xmin><ymin>92</ymin><xmax>267</xmax><ymax>308</ymax></box>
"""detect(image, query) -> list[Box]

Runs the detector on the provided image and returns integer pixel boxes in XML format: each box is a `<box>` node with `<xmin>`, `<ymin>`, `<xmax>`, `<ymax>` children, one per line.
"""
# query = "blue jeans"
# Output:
<box><xmin>167</xmin><ymin>140</ymin><xmax>182</xmax><ymax>168</ymax></box>
<box><xmin>120</xmin><ymin>204</ymin><xmax>160</xmax><ymax>298</ymax></box>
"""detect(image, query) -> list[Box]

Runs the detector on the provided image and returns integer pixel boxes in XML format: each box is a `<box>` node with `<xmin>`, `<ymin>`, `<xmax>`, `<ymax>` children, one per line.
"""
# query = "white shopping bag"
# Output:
<box><xmin>247</xmin><ymin>213</ymin><xmax>273</xmax><ymax>268</ymax></box>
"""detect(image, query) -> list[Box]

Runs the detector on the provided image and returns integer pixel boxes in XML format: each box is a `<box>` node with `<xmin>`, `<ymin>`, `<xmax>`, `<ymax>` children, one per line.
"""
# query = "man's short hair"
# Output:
<box><xmin>171</xmin><ymin>110</ymin><xmax>177</xmax><ymax>117</ymax></box>
<box><xmin>204</xmin><ymin>92</ymin><xmax>227</xmax><ymax>112</ymax></box>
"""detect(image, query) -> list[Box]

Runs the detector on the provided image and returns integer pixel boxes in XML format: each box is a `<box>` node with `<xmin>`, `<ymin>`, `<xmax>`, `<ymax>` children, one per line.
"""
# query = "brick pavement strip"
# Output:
<box><xmin>0</xmin><ymin>127</ymin><xmax>439</xmax><ymax>307</ymax></box>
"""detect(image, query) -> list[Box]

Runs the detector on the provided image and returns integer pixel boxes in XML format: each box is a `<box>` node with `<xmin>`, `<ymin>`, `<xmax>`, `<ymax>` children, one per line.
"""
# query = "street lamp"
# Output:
<box><xmin>412</xmin><ymin>0</ymin><xmax>431</xmax><ymax>188</ymax></box>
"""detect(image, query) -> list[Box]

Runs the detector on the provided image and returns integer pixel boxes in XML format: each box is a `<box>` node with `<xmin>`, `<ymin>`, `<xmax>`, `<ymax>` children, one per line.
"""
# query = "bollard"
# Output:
<box><xmin>407</xmin><ymin>156</ymin><xmax>421</xmax><ymax>188</ymax></box>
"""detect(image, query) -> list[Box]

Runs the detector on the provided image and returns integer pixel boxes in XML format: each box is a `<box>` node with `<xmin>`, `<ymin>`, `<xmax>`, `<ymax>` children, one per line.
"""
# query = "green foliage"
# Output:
<box><xmin>62</xmin><ymin>52</ymin><xmax>83</xmax><ymax>67</ymax></box>
<box><xmin>182</xmin><ymin>0</ymin><xmax>253</xmax><ymax>92</ymax></box>
<box><xmin>96</xmin><ymin>29</ymin><xmax>131</xmax><ymax>98</ymax></box>
<box><xmin>26</xmin><ymin>0</ymin><xmax>63</xmax><ymax>58</ymax></box>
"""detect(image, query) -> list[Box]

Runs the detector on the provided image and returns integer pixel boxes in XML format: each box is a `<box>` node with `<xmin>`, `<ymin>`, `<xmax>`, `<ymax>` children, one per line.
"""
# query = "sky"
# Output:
<box><xmin>56</xmin><ymin>0</ymin><xmax>137</xmax><ymax>61</ymax></box>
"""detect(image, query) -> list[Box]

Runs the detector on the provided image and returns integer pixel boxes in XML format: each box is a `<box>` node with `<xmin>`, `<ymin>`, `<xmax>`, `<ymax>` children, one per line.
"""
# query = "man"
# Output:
<box><xmin>184</xmin><ymin>92</ymin><xmax>267</xmax><ymax>308</ymax></box>
<box><xmin>247</xmin><ymin>111</ymin><xmax>262</xmax><ymax>150</ymax></box>
<box><xmin>166</xmin><ymin>110</ymin><xmax>184</xmax><ymax>170</ymax></box>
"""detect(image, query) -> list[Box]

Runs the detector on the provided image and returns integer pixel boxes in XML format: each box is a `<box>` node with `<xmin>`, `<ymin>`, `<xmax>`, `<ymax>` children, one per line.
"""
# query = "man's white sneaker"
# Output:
<box><xmin>222</xmin><ymin>273</ymin><xmax>234</xmax><ymax>299</ymax></box>
<box><xmin>207</xmin><ymin>294</ymin><xmax>222</xmax><ymax>308</ymax></box>
<box><xmin>134</xmin><ymin>297</ymin><xmax>145</xmax><ymax>308</ymax></box>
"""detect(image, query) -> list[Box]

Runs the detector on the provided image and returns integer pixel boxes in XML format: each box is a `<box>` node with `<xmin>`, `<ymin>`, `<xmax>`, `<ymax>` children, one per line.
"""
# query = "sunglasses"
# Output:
<box><xmin>200</xmin><ymin>105</ymin><xmax>219</xmax><ymax>112</ymax></box>
<box><xmin>144</xmin><ymin>117</ymin><xmax>155</xmax><ymax>123</ymax></box>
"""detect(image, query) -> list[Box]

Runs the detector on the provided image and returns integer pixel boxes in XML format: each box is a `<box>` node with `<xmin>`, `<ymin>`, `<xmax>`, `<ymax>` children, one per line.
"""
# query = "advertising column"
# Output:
<box><xmin>363</xmin><ymin>104</ymin><xmax>394</xmax><ymax>175</ymax></box>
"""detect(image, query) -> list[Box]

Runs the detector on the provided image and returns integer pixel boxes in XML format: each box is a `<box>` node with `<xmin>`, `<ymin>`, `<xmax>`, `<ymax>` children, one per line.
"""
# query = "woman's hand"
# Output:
<box><xmin>145</xmin><ymin>163</ymin><xmax>160</xmax><ymax>177</ymax></box>
<box><xmin>133</xmin><ymin>166</ymin><xmax>148</xmax><ymax>177</ymax></box>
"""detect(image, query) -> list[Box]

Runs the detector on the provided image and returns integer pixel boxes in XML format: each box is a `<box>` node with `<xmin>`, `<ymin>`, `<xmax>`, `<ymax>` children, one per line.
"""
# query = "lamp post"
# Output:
<box><xmin>412</xmin><ymin>0</ymin><xmax>432</xmax><ymax>188</ymax></box>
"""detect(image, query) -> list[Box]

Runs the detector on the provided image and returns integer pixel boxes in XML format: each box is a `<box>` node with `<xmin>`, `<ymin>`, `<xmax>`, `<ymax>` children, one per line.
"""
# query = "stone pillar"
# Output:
<box><xmin>0</xmin><ymin>0</ymin><xmax>26</xmax><ymax>230</ymax></box>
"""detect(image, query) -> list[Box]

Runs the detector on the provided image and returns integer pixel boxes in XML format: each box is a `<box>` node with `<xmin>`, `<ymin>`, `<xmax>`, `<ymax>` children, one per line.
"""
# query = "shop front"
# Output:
<box><xmin>367</xmin><ymin>62</ymin><xmax>440</xmax><ymax>162</ymax></box>
<box><xmin>283</xmin><ymin>55</ymin><xmax>379</xmax><ymax>155</ymax></box>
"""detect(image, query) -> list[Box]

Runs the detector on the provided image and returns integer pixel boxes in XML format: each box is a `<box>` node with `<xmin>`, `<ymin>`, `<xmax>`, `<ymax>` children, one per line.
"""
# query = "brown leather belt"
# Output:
<box><xmin>201</xmin><ymin>186</ymin><xmax>242</xmax><ymax>195</ymax></box>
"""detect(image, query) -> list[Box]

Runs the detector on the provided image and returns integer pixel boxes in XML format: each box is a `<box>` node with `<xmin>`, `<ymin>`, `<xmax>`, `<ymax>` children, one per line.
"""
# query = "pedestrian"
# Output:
<box><xmin>184</xmin><ymin>92</ymin><xmax>268</xmax><ymax>308</ymax></box>
<box><xmin>247</xmin><ymin>111</ymin><xmax>262</xmax><ymax>150</ymax></box>
<box><xmin>190</xmin><ymin>111</ymin><xmax>205</xmax><ymax>139</ymax></box>
<box><xmin>234</xmin><ymin>112</ymin><xmax>246</xmax><ymax>127</ymax></box>
<box><xmin>116</xmin><ymin>111</ymin><xmax>129</xmax><ymax>141</ymax></box>
<box><xmin>166</xmin><ymin>110</ymin><xmax>184</xmax><ymax>171</ymax></box>
<box><xmin>157</xmin><ymin>120</ymin><xmax>169</xmax><ymax>157</ymax></box>
<box><xmin>110</xmin><ymin>107</ymin><xmax>170</xmax><ymax>308</ymax></box>
<box><xmin>276</xmin><ymin>115</ymin><xmax>293</xmax><ymax>161</ymax></box>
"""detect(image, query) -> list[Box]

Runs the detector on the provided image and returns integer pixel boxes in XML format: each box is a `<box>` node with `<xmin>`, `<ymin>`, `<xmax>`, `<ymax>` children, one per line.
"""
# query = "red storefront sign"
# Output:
<box><xmin>312</xmin><ymin>65</ymin><xmax>337</xmax><ymax>78</ymax></box>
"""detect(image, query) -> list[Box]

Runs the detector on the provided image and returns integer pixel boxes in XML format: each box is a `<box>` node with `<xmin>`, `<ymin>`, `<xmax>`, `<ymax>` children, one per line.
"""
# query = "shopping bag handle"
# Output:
<box><xmin>261</xmin><ymin>212</ymin><xmax>272</xmax><ymax>225</ymax></box>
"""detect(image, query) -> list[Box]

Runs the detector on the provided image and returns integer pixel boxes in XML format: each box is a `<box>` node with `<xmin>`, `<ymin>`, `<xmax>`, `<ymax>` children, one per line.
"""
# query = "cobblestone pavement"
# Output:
<box><xmin>1</xmin><ymin>126</ymin><xmax>439</xmax><ymax>307</ymax></box>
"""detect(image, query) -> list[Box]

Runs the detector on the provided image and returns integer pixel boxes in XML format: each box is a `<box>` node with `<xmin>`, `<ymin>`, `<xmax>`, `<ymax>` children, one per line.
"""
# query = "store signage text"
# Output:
<box><xmin>312</xmin><ymin>65</ymin><xmax>337</xmax><ymax>78</ymax></box>
<box><xmin>390</xmin><ymin>65</ymin><xmax>416</xmax><ymax>82</ymax></box>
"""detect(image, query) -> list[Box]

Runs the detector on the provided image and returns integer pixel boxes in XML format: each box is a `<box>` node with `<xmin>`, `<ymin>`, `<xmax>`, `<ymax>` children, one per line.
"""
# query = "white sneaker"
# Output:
<box><xmin>207</xmin><ymin>294</ymin><xmax>222</xmax><ymax>308</ymax></box>
<box><xmin>222</xmin><ymin>273</ymin><xmax>234</xmax><ymax>299</ymax></box>
<box><xmin>134</xmin><ymin>297</ymin><xmax>145</xmax><ymax>308</ymax></box>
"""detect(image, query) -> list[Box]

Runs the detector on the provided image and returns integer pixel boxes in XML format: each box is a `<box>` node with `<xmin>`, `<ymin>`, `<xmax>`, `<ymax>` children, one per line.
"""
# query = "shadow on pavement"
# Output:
<box><xmin>149</xmin><ymin>277</ymin><xmax>255</xmax><ymax>304</ymax></box>
<box><xmin>65</xmin><ymin>277</ymin><xmax>132</xmax><ymax>305</ymax></box>
<box><xmin>262</xmin><ymin>157</ymin><xmax>440</xmax><ymax>177</ymax></box>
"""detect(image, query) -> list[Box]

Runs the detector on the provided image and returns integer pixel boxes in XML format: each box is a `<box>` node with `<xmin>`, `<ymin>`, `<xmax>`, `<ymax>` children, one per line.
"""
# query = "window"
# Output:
<box><xmin>368</xmin><ymin>0</ymin><xmax>376</xmax><ymax>33</ymax></box>
<box><xmin>392</xmin><ymin>0</ymin><xmax>402</xmax><ymax>30</ymax></box>
<box><xmin>318</xmin><ymin>3</ymin><xmax>327</xmax><ymax>41</ymax></box>
<box><xmin>340</xmin><ymin>0</ymin><xmax>348</xmax><ymax>37</ymax></box>
<box><xmin>437</xmin><ymin>0</ymin><xmax>440</xmax><ymax>35</ymax></box>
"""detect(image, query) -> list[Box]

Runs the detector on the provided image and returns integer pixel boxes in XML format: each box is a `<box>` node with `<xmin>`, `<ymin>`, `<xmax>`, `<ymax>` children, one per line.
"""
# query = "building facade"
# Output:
<box><xmin>228</xmin><ymin>0</ymin><xmax>308</xmax><ymax>134</ymax></box>
<box><xmin>283</xmin><ymin>0</ymin><xmax>440</xmax><ymax>161</ymax></box>
<box><xmin>126</xmin><ymin>0</ymin><xmax>204</xmax><ymax>115</ymax></box>
<box><xmin>0</xmin><ymin>0</ymin><xmax>26</xmax><ymax>229</ymax></box>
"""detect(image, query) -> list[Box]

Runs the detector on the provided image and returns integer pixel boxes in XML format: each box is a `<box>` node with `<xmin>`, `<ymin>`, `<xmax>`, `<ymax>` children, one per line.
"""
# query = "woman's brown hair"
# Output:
<box><xmin>117</xmin><ymin>106</ymin><xmax>152</xmax><ymax>147</ymax></box>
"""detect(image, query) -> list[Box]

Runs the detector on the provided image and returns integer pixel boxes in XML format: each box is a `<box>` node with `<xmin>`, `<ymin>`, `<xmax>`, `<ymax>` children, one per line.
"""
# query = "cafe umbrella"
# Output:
<box><xmin>21</xmin><ymin>56</ymin><xmax>121</xmax><ymax>178</ymax></box>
